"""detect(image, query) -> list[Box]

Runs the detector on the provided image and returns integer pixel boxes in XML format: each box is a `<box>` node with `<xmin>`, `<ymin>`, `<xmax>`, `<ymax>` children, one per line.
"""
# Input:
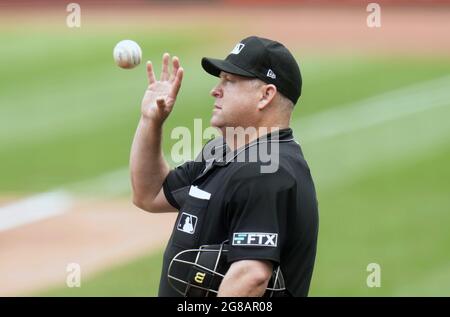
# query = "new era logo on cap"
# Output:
<box><xmin>267</xmin><ymin>69</ymin><xmax>276</xmax><ymax>79</ymax></box>
<box><xmin>230</xmin><ymin>43</ymin><xmax>245</xmax><ymax>55</ymax></box>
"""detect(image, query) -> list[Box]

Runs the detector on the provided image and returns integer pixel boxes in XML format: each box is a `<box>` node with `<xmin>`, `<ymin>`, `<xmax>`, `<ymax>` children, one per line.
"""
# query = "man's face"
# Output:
<box><xmin>209</xmin><ymin>71</ymin><xmax>261</xmax><ymax>131</ymax></box>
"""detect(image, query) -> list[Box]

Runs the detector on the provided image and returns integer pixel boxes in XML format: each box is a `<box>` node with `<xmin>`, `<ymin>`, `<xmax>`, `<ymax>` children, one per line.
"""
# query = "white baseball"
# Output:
<box><xmin>113</xmin><ymin>40</ymin><xmax>142</xmax><ymax>69</ymax></box>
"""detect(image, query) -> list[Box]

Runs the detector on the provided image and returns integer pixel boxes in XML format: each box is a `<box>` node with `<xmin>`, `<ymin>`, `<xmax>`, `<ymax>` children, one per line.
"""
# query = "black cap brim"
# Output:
<box><xmin>201</xmin><ymin>57</ymin><xmax>255</xmax><ymax>78</ymax></box>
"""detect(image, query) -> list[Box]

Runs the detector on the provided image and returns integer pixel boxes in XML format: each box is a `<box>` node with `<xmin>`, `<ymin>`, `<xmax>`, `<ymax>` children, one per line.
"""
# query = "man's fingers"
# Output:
<box><xmin>146</xmin><ymin>61</ymin><xmax>156</xmax><ymax>85</ymax></box>
<box><xmin>169</xmin><ymin>67</ymin><xmax>184</xmax><ymax>100</ymax></box>
<box><xmin>170</xmin><ymin>56</ymin><xmax>180</xmax><ymax>82</ymax></box>
<box><xmin>160</xmin><ymin>53</ymin><xmax>170</xmax><ymax>81</ymax></box>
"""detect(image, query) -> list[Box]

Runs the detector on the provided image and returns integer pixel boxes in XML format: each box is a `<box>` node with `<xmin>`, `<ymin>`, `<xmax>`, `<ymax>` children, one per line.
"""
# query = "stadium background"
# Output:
<box><xmin>0</xmin><ymin>0</ymin><xmax>449</xmax><ymax>296</ymax></box>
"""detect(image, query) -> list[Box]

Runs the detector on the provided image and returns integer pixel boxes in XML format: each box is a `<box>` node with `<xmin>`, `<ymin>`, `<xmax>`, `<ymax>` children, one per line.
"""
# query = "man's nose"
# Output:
<box><xmin>210</xmin><ymin>85</ymin><xmax>222</xmax><ymax>98</ymax></box>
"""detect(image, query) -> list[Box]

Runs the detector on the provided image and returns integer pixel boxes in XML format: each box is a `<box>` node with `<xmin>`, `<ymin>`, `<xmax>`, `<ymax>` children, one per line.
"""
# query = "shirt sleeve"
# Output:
<box><xmin>162</xmin><ymin>160</ymin><xmax>205</xmax><ymax>209</ymax></box>
<box><xmin>224</xmin><ymin>164</ymin><xmax>296</xmax><ymax>265</ymax></box>
<box><xmin>162</xmin><ymin>136</ymin><xmax>225</xmax><ymax>209</ymax></box>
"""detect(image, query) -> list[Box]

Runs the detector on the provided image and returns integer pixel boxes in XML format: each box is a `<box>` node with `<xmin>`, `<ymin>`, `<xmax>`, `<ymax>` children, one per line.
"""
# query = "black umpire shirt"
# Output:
<box><xmin>159</xmin><ymin>128</ymin><xmax>319</xmax><ymax>297</ymax></box>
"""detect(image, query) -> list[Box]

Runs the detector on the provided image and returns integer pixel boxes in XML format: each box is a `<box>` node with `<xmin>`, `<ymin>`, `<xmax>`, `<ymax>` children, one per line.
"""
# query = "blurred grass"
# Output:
<box><xmin>309</xmin><ymin>145</ymin><xmax>450</xmax><ymax>296</ymax></box>
<box><xmin>2</xmin><ymin>28</ymin><xmax>450</xmax><ymax>296</ymax></box>
<box><xmin>0</xmin><ymin>28</ymin><xmax>219</xmax><ymax>192</ymax></box>
<box><xmin>1</xmin><ymin>28</ymin><xmax>450</xmax><ymax>192</ymax></box>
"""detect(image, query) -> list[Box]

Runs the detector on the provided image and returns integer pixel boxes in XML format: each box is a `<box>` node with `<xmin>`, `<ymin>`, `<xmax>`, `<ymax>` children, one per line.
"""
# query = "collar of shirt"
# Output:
<box><xmin>198</xmin><ymin>128</ymin><xmax>294</xmax><ymax>179</ymax></box>
<box><xmin>215</xmin><ymin>128</ymin><xmax>293</xmax><ymax>165</ymax></box>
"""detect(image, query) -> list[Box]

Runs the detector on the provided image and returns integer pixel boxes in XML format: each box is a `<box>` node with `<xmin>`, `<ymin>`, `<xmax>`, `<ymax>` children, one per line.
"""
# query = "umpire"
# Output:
<box><xmin>130</xmin><ymin>36</ymin><xmax>319</xmax><ymax>297</ymax></box>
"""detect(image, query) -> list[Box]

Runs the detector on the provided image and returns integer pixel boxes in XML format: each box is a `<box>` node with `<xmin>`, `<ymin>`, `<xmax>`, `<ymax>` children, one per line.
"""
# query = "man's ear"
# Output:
<box><xmin>257</xmin><ymin>84</ymin><xmax>277</xmax><ymax>110</ymax></box>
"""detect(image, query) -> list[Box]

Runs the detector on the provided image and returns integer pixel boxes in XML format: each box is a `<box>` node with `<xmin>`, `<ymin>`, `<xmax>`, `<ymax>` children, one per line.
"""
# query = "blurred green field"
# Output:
<box><xmin>2</xmin><ymin>27</ymin><xmax>450</xmax><ymax>296</ymax></box>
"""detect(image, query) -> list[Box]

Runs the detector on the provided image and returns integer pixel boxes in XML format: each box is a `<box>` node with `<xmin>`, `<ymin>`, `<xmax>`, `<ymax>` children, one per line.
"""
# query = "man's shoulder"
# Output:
<box><xmin>228</xmin><ymin>161</ymin><xmax>296</xmax><ymax>189</ymax></box>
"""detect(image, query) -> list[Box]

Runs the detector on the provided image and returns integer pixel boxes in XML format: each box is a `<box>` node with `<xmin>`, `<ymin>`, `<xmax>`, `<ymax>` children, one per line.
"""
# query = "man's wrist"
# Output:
<box><xmin>140</xmin><ymin>114</ymin><xmax>164</xmax><ymax>129</ymax></box>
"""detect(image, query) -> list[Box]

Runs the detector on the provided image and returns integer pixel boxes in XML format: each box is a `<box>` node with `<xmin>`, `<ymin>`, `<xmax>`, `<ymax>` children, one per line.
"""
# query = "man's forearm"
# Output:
<box><xmin>130</xmin><ymin>116</ymin><xmax>170</xmax><ymax>205</ymax></box>
<box><xmin>217</xmin><ymin>260</ymin><xmax>272</xmax><ymax>297</ymax></box>
<box><xmin>218</xmin><ymin>273</ymin><xmax>268</xmax><ymax>297</ymax></box>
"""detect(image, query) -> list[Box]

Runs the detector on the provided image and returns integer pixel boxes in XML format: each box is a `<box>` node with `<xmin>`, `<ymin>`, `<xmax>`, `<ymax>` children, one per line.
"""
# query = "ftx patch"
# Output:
<box><xmin>232</xmin><ymin>232</ymin><xmax>278</xmax><ymax>247</ymax></box>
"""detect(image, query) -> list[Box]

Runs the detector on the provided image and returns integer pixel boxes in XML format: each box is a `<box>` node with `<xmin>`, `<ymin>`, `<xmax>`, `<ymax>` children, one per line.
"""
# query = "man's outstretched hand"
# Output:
<box><xmin>141</xmin><ymin>53</ymin><xmax>184</xmax><ymax>123</ymax></box>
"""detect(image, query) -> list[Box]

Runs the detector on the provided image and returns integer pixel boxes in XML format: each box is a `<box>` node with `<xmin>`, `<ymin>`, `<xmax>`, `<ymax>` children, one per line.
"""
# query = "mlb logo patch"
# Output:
<box><xmin>230</xmin><ymin>43</ymin><xmax>245</xmax><ymax>55</ymax></box>
<box><xmin>232</xmin><ymin>232</ymin><xmax>278</xmax><ymax>247</ymax></box>
<box><xmin>177</xmin><ymin>212</ymin><xmax>198</xmax><ymax>234</ymax></box>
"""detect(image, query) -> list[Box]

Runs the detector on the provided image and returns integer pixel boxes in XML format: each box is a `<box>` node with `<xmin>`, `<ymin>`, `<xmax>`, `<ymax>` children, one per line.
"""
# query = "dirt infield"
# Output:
<box><xmin>0</xmin><ymin>197</ymin><xmax>176</xmax><ymax>296</ymax></box>
<box><xmin>1</xmin><ymin>5</ymin><xmax>449</xmax><ymax>54</ymax></box>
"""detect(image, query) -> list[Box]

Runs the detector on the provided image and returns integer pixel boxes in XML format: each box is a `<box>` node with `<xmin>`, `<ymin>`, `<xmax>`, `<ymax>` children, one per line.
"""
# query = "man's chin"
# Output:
<box><xmin>210</xmin><ymin>117</ymin><xmax>223</xmax><ymax>129</ymax></box>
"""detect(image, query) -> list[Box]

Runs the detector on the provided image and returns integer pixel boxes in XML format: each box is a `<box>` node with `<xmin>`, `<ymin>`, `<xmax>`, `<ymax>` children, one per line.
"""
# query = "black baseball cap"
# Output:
<box><xmin>201</xmin><ymin>36</ymin><xmax>302</xmax><ymax>105</ymax></box>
